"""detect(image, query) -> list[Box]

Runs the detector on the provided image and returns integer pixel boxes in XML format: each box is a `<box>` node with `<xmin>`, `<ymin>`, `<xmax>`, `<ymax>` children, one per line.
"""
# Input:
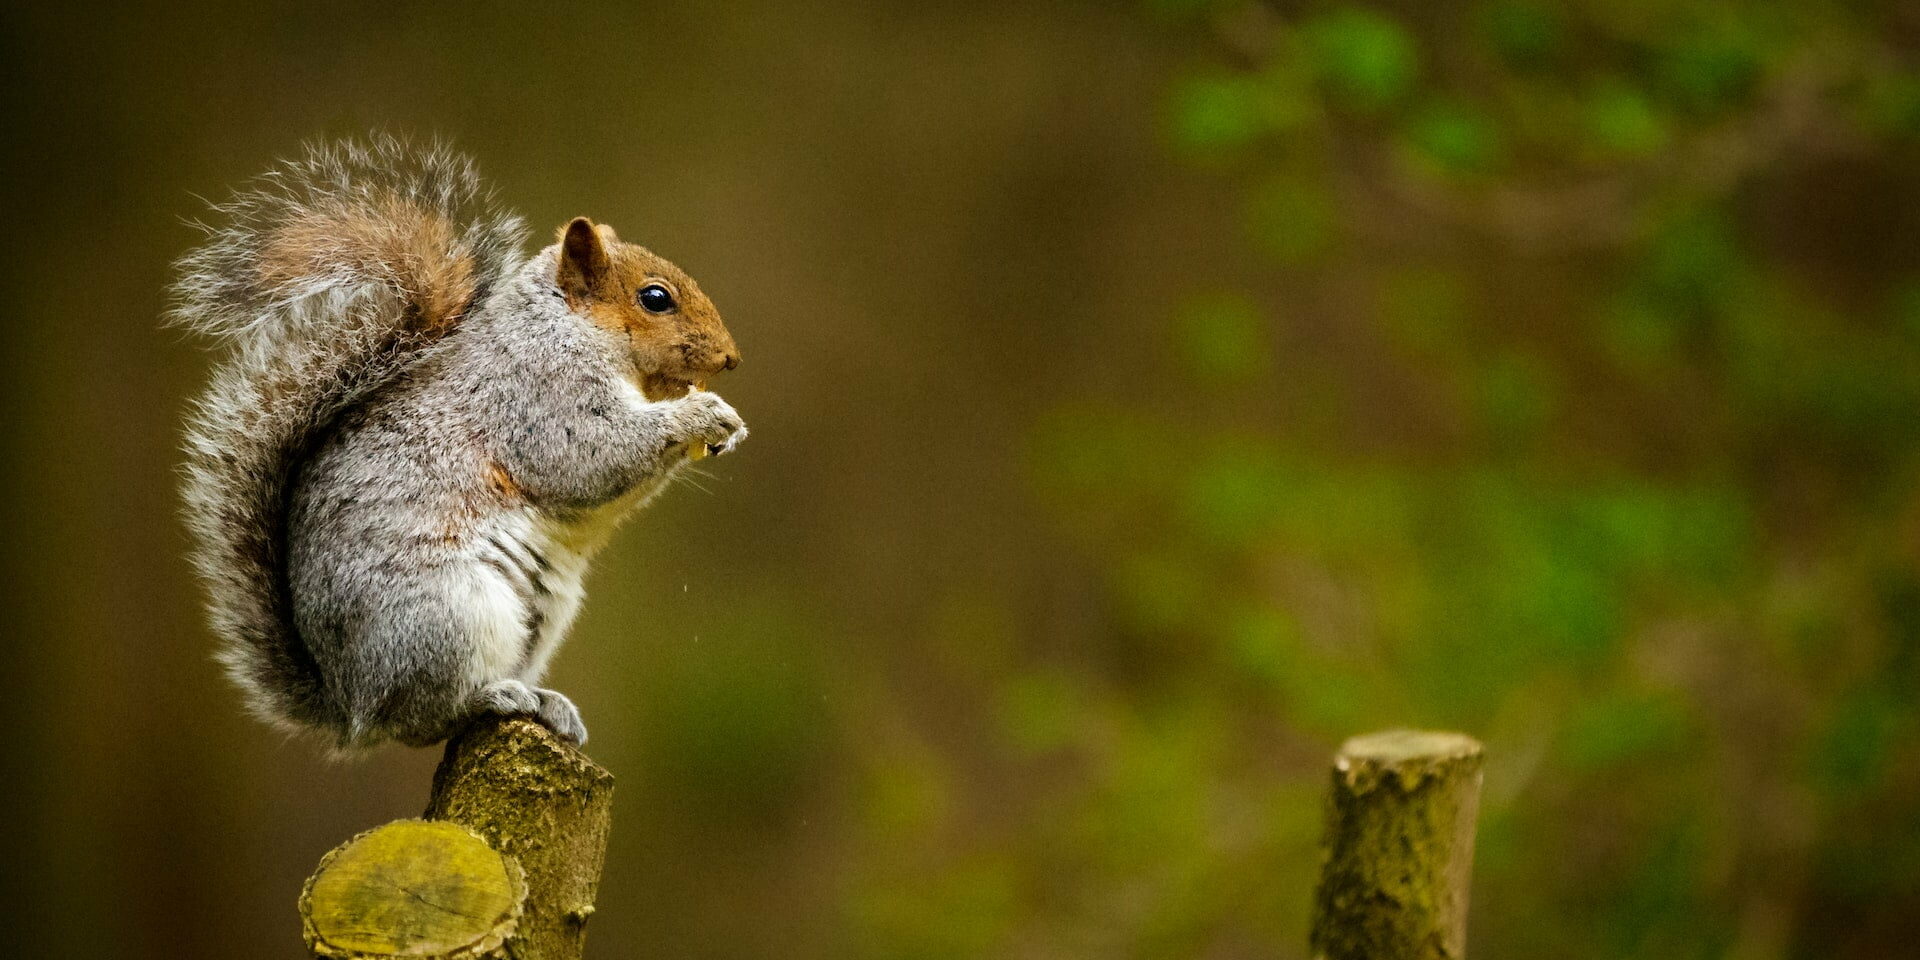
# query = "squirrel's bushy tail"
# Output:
<box><xmin>172</xmin><ymin>136</ymin><xmax>526</xmax><ymax>731</ymax></box>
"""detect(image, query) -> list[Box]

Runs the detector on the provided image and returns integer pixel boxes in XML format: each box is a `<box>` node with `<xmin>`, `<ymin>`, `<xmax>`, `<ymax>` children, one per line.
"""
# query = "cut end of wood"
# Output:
<box><xmin>301</xmin><ymin>819</ymin><xmax>525</xmax><ymax>960</ymax></box>
<box><xmin>1334</xmin><ymin>729</ymin><xmax>1483</xmax><ymax>793</ymax></box>
<box><xmin>1338</xmin><ymin>729</ymin><xmax>1483</xmax><ymax>765</ymax></box>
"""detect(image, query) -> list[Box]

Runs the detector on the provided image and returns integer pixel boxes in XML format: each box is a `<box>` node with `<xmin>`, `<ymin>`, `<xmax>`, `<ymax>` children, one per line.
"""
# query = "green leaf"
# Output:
<box><xmin>1600</xmin><ymin>289</ymin><xmax>1683</xmax><ymax>372</ymax></box>
<box><xmin>1303</xmin><ymin>7</ymin><xmax>1419</xmax><ymax>110</ymax></box>
<box><xmin>1644</xmin><ymin>210</ymin><xmax>1740</xmax><ymax>303</ymax></box>
<box><xmin>1404</xmin><ymin>100</ymin><xmax>1503</xmax><ymax>176</ymax></box>
<box><xmin>1481</xmin><ymin>2</ymin><xmax>1563</xmax><ymax>68</ymax></box>
<box><xmin>1585</xmin><ymin>81</ymin><xmax>1668</xmax><ymax>156</ymax></box>
<box><xmin>1172</xmin><ymin>292</ymin><xmax>1271</xmax><ymax>384</ymax></box>
<box><xmin>1179</xmin><ymin>443</ymin><xmax>1290</xmax><ymax>548</ymax></box>
<box><xmin>1167</xmin><ymin>71</ymin><xmax>1309</xmax><ymax>155</ymax></box>
<box><xmin>1223</xmin><ymin>603</ymin><xmax>1303</xmax><ymax>684</ymax></box>
<box><xmin>1806</xmin><ymin>686</ymin><xmax>1909</xmax><ymax>797</ymax></box>
<box><xmin>1168</xmin><ymin>72</ymin><xmax>1268</xmax><ymax>153</ymax></box>
<box><xmin>1859</xmin><ymin>68</ymin><xmax>1920</xmax><ymax>139</ymax></box>
<box><xmin>1475</xmin><ymin>351</ymin><xmax>1554</xmax><ymax>445</ymax></box>
<box><xmin>1655</xmin><ymin>22</ymin><xmax>1763</xmax><ymax>115</ymax></box>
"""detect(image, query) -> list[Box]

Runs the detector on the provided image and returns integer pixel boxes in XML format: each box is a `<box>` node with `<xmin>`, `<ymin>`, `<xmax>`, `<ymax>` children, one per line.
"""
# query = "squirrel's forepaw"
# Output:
<box><xmin>675</xmin><ymin>391</ymin><xmax>747</xmax><ymax>460</ymax></box>
<box><xmin>695</xmin><ymin>424</ymin><xmax>748</xmax><ymax>460</ymax></box>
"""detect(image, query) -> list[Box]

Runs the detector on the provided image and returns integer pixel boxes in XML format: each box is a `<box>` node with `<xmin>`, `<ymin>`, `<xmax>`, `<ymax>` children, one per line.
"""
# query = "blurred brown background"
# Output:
<box><xmin>4</xmin><ymin>1</ymin><xmax>1920</xmax><ymax>958</ymax></box>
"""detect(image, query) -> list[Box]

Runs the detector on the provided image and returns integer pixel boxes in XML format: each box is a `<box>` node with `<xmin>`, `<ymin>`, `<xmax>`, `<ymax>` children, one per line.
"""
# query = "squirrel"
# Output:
<box><xmin>172</xmin><ymin>137</ymin><xmax>746</xmax><ymax>750</ymax></box>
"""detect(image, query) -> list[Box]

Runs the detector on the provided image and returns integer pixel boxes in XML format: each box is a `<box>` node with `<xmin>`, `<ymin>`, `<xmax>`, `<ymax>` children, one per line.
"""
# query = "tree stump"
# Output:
<box><xmin>1309</xmin><ymin>730</ymin><xmax>1485</xmax><ymax>960</ymax></box>
<box><xmin>300</xmin><ymin>716</ymin><xmax>615</xmax><ymax>959</ymax></box>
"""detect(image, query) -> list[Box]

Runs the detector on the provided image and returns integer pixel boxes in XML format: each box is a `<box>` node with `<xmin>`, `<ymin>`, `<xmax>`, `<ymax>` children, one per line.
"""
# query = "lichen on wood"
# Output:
<box><xmin>1310</xmin><ymin>729</ymin><xmax>1485</xmax><ymax>960</ymax></box>
<box><xmin>301</xmin><ymin>819</ymin><xmax>524</xmax><ymax>959</ymax></box>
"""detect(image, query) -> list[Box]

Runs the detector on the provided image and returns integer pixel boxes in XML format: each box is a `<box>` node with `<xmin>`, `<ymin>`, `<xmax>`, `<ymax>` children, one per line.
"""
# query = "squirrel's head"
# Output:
<box><xmin>554</xmin><ymin>216</ymin><xmax>739</xmax><ymax>401</ymax></box>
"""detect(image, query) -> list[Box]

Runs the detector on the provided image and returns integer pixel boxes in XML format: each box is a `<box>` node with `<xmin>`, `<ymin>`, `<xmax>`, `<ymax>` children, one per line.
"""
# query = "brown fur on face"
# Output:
<box><xmin>554</xmin><ymin>217</ymin><xmax>739</xmax><ymax>401</ymax></box>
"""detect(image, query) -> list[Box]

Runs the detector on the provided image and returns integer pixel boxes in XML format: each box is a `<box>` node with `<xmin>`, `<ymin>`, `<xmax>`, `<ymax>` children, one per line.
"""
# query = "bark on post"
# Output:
<box><xmin>1310</xmin><ymin>729</ymin><xmax>1485</xmax><ymax>960</ymax></box>
<box><xmin>300</xmin><ymin>716</ymin><xmax>615</xmax><ymax>960</ymax></box>
<box><xmin>425</xmin><ymin>716</ymin><xmax>616</xmax><ymax>957</ymax></box>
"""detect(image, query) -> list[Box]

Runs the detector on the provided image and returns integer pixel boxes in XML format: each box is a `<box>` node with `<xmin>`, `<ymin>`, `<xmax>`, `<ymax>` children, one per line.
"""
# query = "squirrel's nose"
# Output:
<box><xmin>721</xmin><ymin>352</ymin><xmax>740</xmax><ymax>371</ymax></box>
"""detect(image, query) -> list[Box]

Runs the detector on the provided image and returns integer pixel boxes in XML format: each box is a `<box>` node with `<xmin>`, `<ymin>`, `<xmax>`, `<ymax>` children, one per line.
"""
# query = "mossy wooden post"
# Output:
<box><xmin>1310</xmin><ymin>730</ymin><xmax>1485</xmax><ymax>960</ymax></box>
<box><xmin>300</xmin><ymin>716</ymin><xmax>615</xmax><ymax>959</ymax></box>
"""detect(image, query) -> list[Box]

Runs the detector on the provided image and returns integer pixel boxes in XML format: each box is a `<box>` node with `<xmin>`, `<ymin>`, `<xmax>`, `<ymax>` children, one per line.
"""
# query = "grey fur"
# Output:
<box><xmin>173</xmin><ymin>137</ymin><xmax>745</xmax><ymax>749</ymax></box>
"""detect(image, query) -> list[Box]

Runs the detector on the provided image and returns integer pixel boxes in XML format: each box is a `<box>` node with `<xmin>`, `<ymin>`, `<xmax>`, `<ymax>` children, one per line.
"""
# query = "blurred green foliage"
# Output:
<box><xmin>913</xmin><ymin>1</ymin><xmax>1920</xmax><ymax>957</ymax></box>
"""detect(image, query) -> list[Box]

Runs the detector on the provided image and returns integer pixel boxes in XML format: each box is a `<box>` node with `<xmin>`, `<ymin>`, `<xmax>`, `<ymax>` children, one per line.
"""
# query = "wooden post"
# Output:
<box><xmin>1310</xmin><ymin>730</ymin><xmax>1485</xmax><ymax>960</ymax></box>
<box><xmin>300</xmin><ymin>716</ymin><xmax>615</xmax><ymax>959</ymax></box>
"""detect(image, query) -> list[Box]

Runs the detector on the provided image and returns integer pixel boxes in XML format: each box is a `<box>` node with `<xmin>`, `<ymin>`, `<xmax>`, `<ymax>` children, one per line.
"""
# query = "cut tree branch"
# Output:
<box><xmin>300</xmin><ymin>716</ymin><xmax>615</xmax><ymax>960</ymax></box>
<box><xmin>1310</xmin><ymin>729</ymin><xmax>1485</xmax><ymax>960</ymax></box>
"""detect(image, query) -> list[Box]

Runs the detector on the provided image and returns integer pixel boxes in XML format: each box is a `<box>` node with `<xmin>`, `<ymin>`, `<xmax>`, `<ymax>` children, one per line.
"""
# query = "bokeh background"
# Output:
<box><xmin>4</xmin><ymin>0</ymin><xmax>1920</xmax><ymax>957</ymax></box>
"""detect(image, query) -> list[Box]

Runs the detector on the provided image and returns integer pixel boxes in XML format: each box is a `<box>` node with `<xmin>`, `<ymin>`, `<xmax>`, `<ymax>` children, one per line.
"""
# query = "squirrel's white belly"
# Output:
<box><xmin>462</xmin><ymin>440</ymin><xmax>686</xmax><ymax>689</ymax></box>
<box><xmin>461</xmin><ymin>562</ymin><xmax>532</xmax><ymax>688</ymax></box>
<box><xmin>462</xmin><ymin>510</ymin><xmax>587</xmax><ymax>688</ymax></box>
<box><xmin>517</xmin><ymin>525</ymin><xmax>588</xmax><ymax>683</ymax></box>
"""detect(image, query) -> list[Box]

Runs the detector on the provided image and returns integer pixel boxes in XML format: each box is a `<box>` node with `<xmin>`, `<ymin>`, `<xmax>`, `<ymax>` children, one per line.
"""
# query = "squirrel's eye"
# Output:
<box><xmin>637</xmin><ymin>284</ymin><xmax>677</xmax><ymax>314</ymax></box>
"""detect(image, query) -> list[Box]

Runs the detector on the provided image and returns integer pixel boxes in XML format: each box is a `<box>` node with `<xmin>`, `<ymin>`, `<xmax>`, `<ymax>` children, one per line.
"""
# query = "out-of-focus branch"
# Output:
<box><xmin>1310</xmin><ymin>730</ymin><xmax>1485</xmax><ymax>960</ymax></box>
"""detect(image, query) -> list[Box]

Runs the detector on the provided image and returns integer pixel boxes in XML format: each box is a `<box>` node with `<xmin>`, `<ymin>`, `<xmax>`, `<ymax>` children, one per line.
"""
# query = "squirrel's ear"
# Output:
<box><xmin>557</xmin><ymin>217</ymin><xmax>612</xmax><ymax>295</ymax></box>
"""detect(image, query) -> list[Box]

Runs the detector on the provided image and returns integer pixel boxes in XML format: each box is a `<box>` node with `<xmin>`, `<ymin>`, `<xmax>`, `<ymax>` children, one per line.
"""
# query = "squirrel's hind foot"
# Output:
<box><xmin>472</xmin><ymin>679</ymin><xmax>588</xmax><ymax>745</ymax></box>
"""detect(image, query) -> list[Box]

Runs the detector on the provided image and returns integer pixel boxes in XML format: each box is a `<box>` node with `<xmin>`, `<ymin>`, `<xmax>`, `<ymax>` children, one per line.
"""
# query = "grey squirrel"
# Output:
<box><xmin>173</xmin><ymin>137</ymin><xmax>746</xmax><ymax>750</ymax></box>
